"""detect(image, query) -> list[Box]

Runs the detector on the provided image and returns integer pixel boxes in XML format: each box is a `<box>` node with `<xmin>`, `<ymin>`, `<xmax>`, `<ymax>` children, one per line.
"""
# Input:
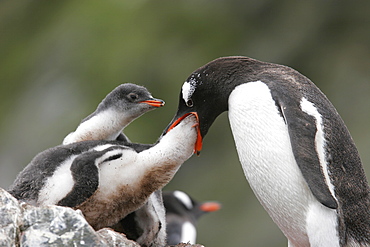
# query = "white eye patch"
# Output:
<box><xmin>174</xmin><ymin>190</ymin><xmax>193</xmax><ymax>210</ymax></box>
<box><xmin>182</xmin><ymin>72</ymin><xmax>204</xmax><ymax>106</ymax></box>
<box><xmin>182</xmin><ymin>77</ymin><xmax>198</xmax><ymax>103</ymax></box>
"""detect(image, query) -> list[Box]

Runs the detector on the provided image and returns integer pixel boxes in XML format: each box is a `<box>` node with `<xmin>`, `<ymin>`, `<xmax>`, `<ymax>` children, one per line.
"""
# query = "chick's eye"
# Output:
<box><xmin>128</xmin><ymin>93</ymin><xmax>138</xmax><ymax>100</ymax></box>
<box><xmin>186</xmin><ymin>99</ymin><xmax>193</xmax><ymax>107</ymax></box>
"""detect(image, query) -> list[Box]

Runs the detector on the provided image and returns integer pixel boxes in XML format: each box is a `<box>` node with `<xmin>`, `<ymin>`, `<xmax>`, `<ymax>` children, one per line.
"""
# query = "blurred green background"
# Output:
<box><xmin>0</xmin><ymin>1</ymin><xmax>369</xmax><ymax>246</ymax></box>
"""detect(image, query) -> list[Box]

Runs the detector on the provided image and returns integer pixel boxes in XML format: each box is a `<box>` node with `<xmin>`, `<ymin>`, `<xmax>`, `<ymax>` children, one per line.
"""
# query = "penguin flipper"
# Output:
<box><xmin>279</xmin><ymin>100</ymin><xmax>338</xmax><ymax>209</ymax></box>
<box><xmin>57</xmin><ymin>152</ymin><xmax>100</xmax><ymax>207</ymax></box>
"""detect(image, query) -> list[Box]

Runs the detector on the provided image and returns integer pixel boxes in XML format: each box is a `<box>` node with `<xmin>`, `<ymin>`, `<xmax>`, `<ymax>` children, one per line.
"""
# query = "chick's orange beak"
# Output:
<box><xmin>166</xmin><ymin>112</ymin><xmax>203</xmax><ymax>155</ymax></box>
<box><xmin>141</xmin><ymin>99</ymin><xmax>165</xmax><ymax>107</ymax></box>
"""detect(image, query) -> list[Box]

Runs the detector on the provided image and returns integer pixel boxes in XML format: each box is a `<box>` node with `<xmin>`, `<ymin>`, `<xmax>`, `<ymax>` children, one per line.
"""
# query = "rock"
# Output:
<box><xmin>0</xmin><ymin>188</ymin><xmax>141</xmax><ymax>246</ymax></box>
<box><xmin>97</xmin><ymin>228</ymin><xmax>140</xmax><ymax>247</ymax></box>
<box><xmin>168</xmin><ymin>244</ymin><xmax>204</xmax><ymax>247</ymax></box>
<box><xmin>20</xmin><ymin>204</ymin><xmax>105</xmax><ymax>246</ymax></box>
<box><xmin>0</xmin><ymin>187</ymin><xmax>22</xmax><ymax>247</ymax></box>
<box><xmin>0</xmin><ymin>188</ymin><xmax>205</xmax><ymax>246</ymax></box>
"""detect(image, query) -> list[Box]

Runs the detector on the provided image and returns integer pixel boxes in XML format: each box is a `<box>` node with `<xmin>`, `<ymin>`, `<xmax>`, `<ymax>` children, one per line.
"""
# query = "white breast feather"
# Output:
<box><xmin>38</xmin><ymin>155</ymin><xmax>77</xmax><ymax>205</ymax></box>
<box><xmin>63</xmin><ymin>110</ymin><xmax>129</xmax><ymax>144</ymax></box>
<box><xmin>97</xmin><ymin>149</ymin><xmax>138</xmax><ymax>196</ymax></box>
<box><xmin>305</xmin><ymin>202</ymin><xmax>339</xmax><ymax>247</ymax></box>
<box><xmin>181</xmin><ymin>221</ymin><xmax>197</xmax><ymax>244</ymax></box>
<box><xmin>228</xmin><ymin>81</ymin><xmax>314</xmax><ymax>246</ymax></box>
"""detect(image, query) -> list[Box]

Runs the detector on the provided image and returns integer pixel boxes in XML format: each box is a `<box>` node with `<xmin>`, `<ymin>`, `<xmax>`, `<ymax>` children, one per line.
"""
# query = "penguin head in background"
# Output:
<box><xmin>163</xmin><ymin>190</ymin><xmax>221</xmax><ymax>245</ymax></box>
<box><xmin>163</xmin><ymin>190</ymin><xmax>221</xmax><ymax>222</ymax></box>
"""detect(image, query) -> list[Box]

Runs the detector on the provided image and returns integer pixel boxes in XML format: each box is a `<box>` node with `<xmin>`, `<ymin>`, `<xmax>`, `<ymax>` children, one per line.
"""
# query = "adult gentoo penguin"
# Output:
<box><xmin>163</xmin><ymin>190</ymin><xmax>221</xmax><ymax>245</ymax></box>
<box><xmin>63</xmin><ymin>83</ymin><xmax>164</xmax><ymax>145</ymax></box>
<box><xmin>165</xmin><ymin>56</ymin><xmax>370</xmax><ymax>246</ymax></box>
<box><xmin>8</xmin><ymin>114</ymin><xmax>199</xmax><ymax>232</ymax></box>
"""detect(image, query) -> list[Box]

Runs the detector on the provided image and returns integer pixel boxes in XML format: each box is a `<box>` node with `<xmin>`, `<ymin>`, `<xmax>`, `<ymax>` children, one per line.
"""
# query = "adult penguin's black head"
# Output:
<box><xmin>165</xmin><ymin>56</ymin><xmax>265</xmax><ymax>154</ymax></box>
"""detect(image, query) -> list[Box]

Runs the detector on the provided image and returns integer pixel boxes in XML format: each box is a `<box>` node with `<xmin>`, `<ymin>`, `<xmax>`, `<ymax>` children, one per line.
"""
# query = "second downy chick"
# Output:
<box><xmin>63</xmin><ymin>83</ymin><xmax>164</xmax><ymax>145</ymax></box>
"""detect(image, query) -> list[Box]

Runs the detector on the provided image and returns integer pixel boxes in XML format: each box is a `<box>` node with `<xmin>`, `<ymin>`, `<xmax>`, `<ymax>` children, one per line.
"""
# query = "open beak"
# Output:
<box><xmin>140</xmin><ymin>98</ymin><xmax>165</xmax><ymax>107</ymax></box>
<box><xmin>166</xmin><ymin>112</ymin><xmax>203</xmax><ymax>155</ymax></box>
<box><xmin>200</xmin><ymin>201</ymin><xmax>222</xmax><ymax>212</ymax></box>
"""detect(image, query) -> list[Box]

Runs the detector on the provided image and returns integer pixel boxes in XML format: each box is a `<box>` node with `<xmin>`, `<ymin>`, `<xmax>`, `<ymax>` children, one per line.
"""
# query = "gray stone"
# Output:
<box><xmin>97</xmin><ymin>228</ymin><xmax>140</xmax><ymax>247</ymax></box>
<box><xmin>0</xmin><ymin>188</ymin><xmax>205</xmax><ymax>247</ymax></box>
<box><xmin>168</xmin><ymin>244</ymin><xmax>204</xmax><ymax>247</ymax></box>
<box><xmin>20</xmin><ymin>204</ymin><xmax>105</xmax><ymax>247</ymax></box>
<box><xmin>0</xmin><ymin>187</ymin><xmax>22</xmax><ymax>247</ymax></box>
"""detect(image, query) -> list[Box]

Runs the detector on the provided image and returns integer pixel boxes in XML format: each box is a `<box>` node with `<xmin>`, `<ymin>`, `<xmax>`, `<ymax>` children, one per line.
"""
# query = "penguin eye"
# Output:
<box><xmin>128</xmin><ymin>93</ymin><xmax>138</xmax><ymax>101</ymax></box>
<box><xmin>186</xmin><ymin>99</ymin><xmax>193</xmax><ymax>107</ymax></box>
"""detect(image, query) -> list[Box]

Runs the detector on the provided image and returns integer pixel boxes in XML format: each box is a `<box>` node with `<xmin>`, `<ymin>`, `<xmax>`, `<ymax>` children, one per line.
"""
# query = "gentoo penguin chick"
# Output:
<box><xmin>61</xmin><ymin>83</ymin><xmax>167</xmax><ymax>247</ymax></box>
<box><xmin>8</xmin><ymin>114</ymin><xmax>200</xmax><ymax>231</ymax></box>
<box><xmin>60</xmin><ymin>83</ymin><xmax>167</xmax><ymax>246</ymax></box>
<box><xmin>63</xmin><ymin>83</ymin><xmax>164</xmax><ymax>145</ymax></box>
<box><xmin>165</xmin><ymin>56</ymin><xmax>370</xmax><ymax>246</ymax></box>
<box><xmin>163</xmin><ymin>190</ymin><xmax>221</xmax><ymax>245</ymax></box>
